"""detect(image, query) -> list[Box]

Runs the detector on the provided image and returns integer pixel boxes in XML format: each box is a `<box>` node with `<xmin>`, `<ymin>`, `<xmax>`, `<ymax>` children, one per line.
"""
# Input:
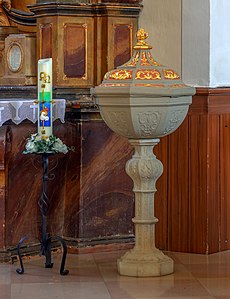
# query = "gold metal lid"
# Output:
<box><xmin>101</xmin><ymin>28</ymin><xmax>187</xmax><ymax>90</ymax></box>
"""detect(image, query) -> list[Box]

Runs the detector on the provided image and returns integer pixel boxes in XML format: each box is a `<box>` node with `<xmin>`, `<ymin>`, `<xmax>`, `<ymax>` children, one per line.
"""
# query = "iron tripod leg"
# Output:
<box><xmin>16</xmin><ymin>153</ymin><xmax>69</xmax><ymax>275</ymax></box>
<box><xmin>39</xmin><ymin>213</ymin><xmax>53</xmax><ymax>268</ymax></box>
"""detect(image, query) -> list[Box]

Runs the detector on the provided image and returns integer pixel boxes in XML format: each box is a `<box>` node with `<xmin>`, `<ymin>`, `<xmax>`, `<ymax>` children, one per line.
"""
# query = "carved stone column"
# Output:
<box><xmin>117</xmin><ymin>139</ymin><xmax>173</xmax><ymax>276</ymax></box>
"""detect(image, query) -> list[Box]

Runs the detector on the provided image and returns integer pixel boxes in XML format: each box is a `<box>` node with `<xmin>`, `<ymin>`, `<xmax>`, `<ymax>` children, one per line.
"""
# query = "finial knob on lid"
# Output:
<box><xmin>134</xmin><ymin>28</ymin><xmax>152</xmax><ymax>50</ymax></box>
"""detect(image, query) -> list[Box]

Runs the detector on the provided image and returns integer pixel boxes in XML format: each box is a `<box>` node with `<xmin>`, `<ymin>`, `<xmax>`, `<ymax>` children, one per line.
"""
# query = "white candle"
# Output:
<box><xmin>37</xmin><ymin>58</ymin><xmax>53</xmax><ymax>139</ymax></box>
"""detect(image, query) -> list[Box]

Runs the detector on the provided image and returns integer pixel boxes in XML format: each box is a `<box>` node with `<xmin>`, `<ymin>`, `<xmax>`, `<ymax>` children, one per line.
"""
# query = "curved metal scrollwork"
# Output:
<box><xmin>16</xmin><ymin>236</ymin><xmax>28</xmax><ymax>275</ymax></box>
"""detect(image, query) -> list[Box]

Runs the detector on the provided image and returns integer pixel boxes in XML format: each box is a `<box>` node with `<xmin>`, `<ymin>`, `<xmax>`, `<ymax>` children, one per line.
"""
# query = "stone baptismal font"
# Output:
<box><xmin>92</xmin><ymin>29</ymin><xmax>195</xmax><ymax>277</ymax></box>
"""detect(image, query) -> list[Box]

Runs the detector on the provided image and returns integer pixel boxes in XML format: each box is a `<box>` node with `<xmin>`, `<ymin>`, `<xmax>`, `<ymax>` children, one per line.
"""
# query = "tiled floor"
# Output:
<box><xmin>1</xmin><ymin>249</ymin><xmax>230</xmax><ymax>298</ymax></box>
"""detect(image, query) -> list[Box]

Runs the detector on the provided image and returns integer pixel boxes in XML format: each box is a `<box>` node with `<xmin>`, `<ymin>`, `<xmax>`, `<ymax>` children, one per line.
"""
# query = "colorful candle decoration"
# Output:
<box><xmin>23</xmin><ymin>57</ymin><xmax>73</xmax><ymax>155</ymax></box>
<box><xmin>38</xmin><ymin>58</ymin><xmax>53</xmax><ymax>139</ymax></box>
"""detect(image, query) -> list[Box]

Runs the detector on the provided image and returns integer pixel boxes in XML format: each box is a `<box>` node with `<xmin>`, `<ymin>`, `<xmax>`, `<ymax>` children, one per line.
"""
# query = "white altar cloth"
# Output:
<box><xmin>0</xmin><ymin>99</ymin><xmax>66</xmax><ymax>126</ymax></box>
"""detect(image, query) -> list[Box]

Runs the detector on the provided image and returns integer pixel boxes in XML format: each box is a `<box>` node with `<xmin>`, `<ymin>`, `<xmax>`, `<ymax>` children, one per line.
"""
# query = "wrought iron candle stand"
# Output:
<box><xmin>16</xmin><ymin>153</ymin><xmax>69</xmax><ymax>276</ymax></box>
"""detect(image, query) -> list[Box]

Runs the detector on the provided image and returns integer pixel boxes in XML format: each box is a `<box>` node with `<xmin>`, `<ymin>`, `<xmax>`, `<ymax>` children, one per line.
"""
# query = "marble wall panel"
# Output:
<box><xmin>0</xmin><ymin>126</ymin><xmax>8</xmax><ymax>248</ymax></box>
<box><xmin>1</xmin><ymin>118</ymin><xmax>136</xmax><ymax>251</ymax></box>
<box><xmin>5</xmin><ymin>121</ymin><xmax>79</xmax><ymax>247</ymax></box>
<box><xmin>63</xmin><ymin>120</ymin><xmax>135</xmax><ymax>242</ymax></box>
<box><xmin>64</xmin><ymin>24</ymin><xmax>86</xmax><ymax>78</ymax></box>
<box><xmin>40</xmin><ymin>23</ymin><xmax>52</xmax><ymax>59</ymax></box>
<box><xmin>114</xmin><ymin>24</ymin><xmax>132</xmax><ymax>68</ymax></box>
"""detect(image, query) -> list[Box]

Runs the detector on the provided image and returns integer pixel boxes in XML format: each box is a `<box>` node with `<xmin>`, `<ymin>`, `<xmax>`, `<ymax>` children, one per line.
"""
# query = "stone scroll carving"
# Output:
<box><xmin>137</xmin><ymin>111</ymin><xmax>161</xmax><ymax>137</ymax></box>
<box><xmin>163</xmin><ymin>108</ymin><xmax>187</xmax><ymax>135</ymax></box>
<box><xmin>104</xmin><ymin>110</ymin><xmax>132</xmax><ymax>137</ymax></box>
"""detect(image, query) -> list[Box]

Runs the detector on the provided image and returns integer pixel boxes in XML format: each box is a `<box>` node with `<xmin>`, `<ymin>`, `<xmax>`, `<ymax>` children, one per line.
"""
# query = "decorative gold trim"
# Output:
<box><xmin>6</xmin><ymin>42</ymin><xmax>23</xmax><ymax>73</ymax></box>
<box><xmin>163</xmin><ymin>69</ymin><xmax>180</xmax><ymax>80</ymax></box>
<box><xmin>125</xmin><ymin>51</ymin><xmax>140</xmax><ymax>67</ymax></box>
<box><xmin>135</xmin><ymin>83</ymin><xmax>165</xmax><ymax>88</ymax></box>
<box><xmin>109</xmin><ymin>69</ymin><xmax>133</xmax><ymax>80</ymax></box>
<box><xmin>128</xmin><ymin>24</ymin><xmax>133</xmax><ymax>57</ymax></box>
<box><xmin>140</xmin><ymin>51</ymin><xmax>151</xmax><ymax>66</ymax></box>
<box><xmin>147</xmin><ymin>52</ymin><xmax>162</xmax><ymax>67</ymax></box>
<box><xmin>135</xmin><ymin>69</ymin><xmax>161</xmax><ymax>80</ymax></box>
<box><xmin>102</xmin><ymin>83</ymin><xmax>130</xmax><ymax>87</ymax></box>
<box><xmin>82</xmin><ymin>23</ymin><xmax>88</xmax><ymax>80</ymax></box>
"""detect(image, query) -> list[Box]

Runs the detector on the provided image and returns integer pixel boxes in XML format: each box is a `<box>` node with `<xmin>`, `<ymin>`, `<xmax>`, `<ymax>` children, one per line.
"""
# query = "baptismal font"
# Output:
<box><xmin>92</xmin><ymin>29</ymin><xmax>195</xmax><ymax>277</ymax></box>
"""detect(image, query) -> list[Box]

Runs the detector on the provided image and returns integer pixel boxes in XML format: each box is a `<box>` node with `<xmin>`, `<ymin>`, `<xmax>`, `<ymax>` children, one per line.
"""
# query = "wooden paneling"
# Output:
<box><xmin>64</xmin><ymin>24</ymin><xmax>86</xmax><ymax>79</ymax></box>
<box><xmin>167</xmin><ymin>118</ymin><xmax>190</xmax><ymax>252</ymax></box>
<box><xmin>40</xmin><ymin>23</ymin><xmax>52</xmax><ymax>59</ymax></box>
<box><xmin>220</xmin><ymin>114</ymin><xmax>230</xmax><ymax>251</ymax></box>
<box><xmin>60</xmin><ymin>17</ymin><xmax>94</xmax><ymax>87</ymax></box>
<box><xmin>206</xmin><ymin>114</ymin><xmax>220</xmax><ymax>253</ymax></box>
<box><xmin>155</xmin><ymin>87</ymin><xmax>230</xmax><ymax>254</ymax></box>
<box><xmin>188</xmin><ymin>114</ymin><xmax>208</xmax><ymax>253</ymax></box>
<box><xmin>114</xmin><ymin>24</ymin><xmax>132</xmax><ymax>68</ymax></box>
<box><xmin>154</xmin><ymin>135</ymin><xmax>168</xmax><ymax>250</ymax></box>
<box><xmin>107</xmin><ymin>17</ymin><xmax>137</xmax><ymax>74</ymax></box>
<box><xmin>33</xmin><ymin>2</ymin><xmax>141</xmax><ymax>88</ymax></box>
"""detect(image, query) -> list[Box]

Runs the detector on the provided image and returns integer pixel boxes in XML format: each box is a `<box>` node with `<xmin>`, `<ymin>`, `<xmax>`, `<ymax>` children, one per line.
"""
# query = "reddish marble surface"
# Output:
<box><xmin>63</xmin><ymin>120</ymin><xmax>134</xmax><ymax>241</ymax></box>
<box><xmin>0</xmin><ymin>126</ymin><xmax>10</xmax><ymax>248</ymax></box>
<box><xmin>114</xmin><ymin>24</ymin><xmax>131</xmax><ymax>68</ymax></box>
<box><xmin>0</xmin><ymin>117</ymin><xmax>135</xmax><ymax>252</ymax></box>
<box><xmin>5</xmin><ymin>121</ymin><xmax>79</xmax><ymax>247</ymax></box>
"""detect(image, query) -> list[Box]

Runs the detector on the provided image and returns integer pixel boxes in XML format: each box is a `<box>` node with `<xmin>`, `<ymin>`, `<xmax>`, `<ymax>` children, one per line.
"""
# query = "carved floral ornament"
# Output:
<box><xmin>108</xmin><ymin>69</ymin><xmax>133</xmax><ymax>80</ymax></box>
<box><xmin>135</xmin><ymin>69</ymin><xmax>161</xmax><ymax>80</ymax></box>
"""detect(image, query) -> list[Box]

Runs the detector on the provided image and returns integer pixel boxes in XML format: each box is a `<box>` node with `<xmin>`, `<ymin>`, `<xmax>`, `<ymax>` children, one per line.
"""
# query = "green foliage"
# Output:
<box><xmin>23</xmin><ymin>133</ymin><xmax>70</xmax><ymax>154</ymax></box>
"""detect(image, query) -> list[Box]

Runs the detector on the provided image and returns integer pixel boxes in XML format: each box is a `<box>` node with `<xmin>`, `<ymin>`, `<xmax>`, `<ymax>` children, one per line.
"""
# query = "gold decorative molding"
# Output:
<box><xmin>163</xmin><ymin>69</ymin><xmax>180</xmax><ymax>80</ymax></box>
<box><xmin>135</xmin><ymin>69</ymin><xmax>161</xmax><ymax>80</ymax></box>
<box><xmin>147</xmin><ymin>52</ymin><xmax>162</xmax><ymax>67</ymax></box>
<box><xmin>125</xmin><ymin>51</ymin><xmax>140</xmax><ymax>67</ymax></box>
<box><xmin>135</xmin><ymin>83</ymin><xmax>165</xmax><ymax>88</ymax></box>
<box><xmin>140</xmin><ymin>52</ymin><xmax>151</xmax><ymax>66</ymax></box>
<box><xmin>109</xmin><ymin>69</ymin><xmax>133</xmax><ymax>80</ymax></box>
<box><xmin>102</xmin><ymin>83</ymin><xmax>130</xmax><ymax>87</ymax></box>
